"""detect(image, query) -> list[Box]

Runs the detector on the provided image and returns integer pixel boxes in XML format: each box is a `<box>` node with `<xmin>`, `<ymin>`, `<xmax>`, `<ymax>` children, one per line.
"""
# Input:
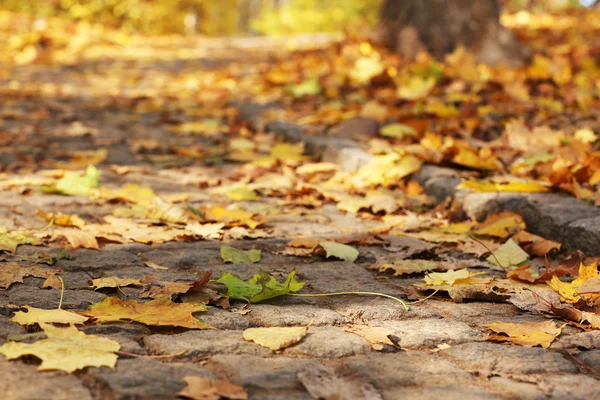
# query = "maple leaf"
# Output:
<box><xmin>243</xmin><ymin>326</ymin><xmax>308</xmax><ymax>351</ymax></box>
<box><xmin>0</xmin><ymin>262</ymin><xmax>59</xmax><ymax>289</ymax></box>
<box><xmin>350</xmin><ymin>153</ymin><xmax>421</xmax><ymax>188</ymax></box>
<box><xmin>11</xmin><ymin>306</ymin><xmax>88</xmax><ymax>326</ymax></box>
<box><xmin>487</xmin><ymin>320</ymin><xmax>562</xmax><ymax>348</ymax></box>
<box><xmin>319</xmin><ymin>241</ymin><xmax>359</xmax><ymax>262</ymax></box>
<box><xmin>82</xmin><ymin>297</ymin><xmax>212</xmax><ymax>329</ymax></box>
<box><xmin>51</xmin><ymin>165</ymin><xmax>101</xmax><ymax>196</ymax></box>
<box><xmin>139</xmin><ymin>276</ymin><xmax>201</xmax><ymax>299</ymax></box>
<box><xmin>178</xmin><ymin>376</ymin><xmax>248</xmax><ymax>400</ymax></box>
<box><xmin>473</xmin><ymin>212</ymin><xmax>525</xmax><ymax>239</ymax></box>
<box><xmin>0</xmin><ymin>323</ymin><xmax>119</xmax><ymax>373</ymax></box>
<box><xmin>547</xmin><ymin>262</ymin><xmax>600</xmax><ymax>303</ymax></box>
<box><xmin>424</xmin><ymin>269</ymin><xmax>490</xmax><ymax>286</ymax></box>
<box><xmin>0</xmin><ymin>228</ymin><xmax>43</xmax><ymax>253</ymax></box>
<box><xmin>220</xmin><ymin>245</ymin><xmax>261</xmax><ymax>264</ymax></box>
<box><xmin>185</xmin><ymin>222</ymin><xmax>224</xmax><ymax>238</ymax></box>
<box><xmin>214</xmin><ymin>270</ymin><xmax>305</xmax><ymax>303</ymax></box>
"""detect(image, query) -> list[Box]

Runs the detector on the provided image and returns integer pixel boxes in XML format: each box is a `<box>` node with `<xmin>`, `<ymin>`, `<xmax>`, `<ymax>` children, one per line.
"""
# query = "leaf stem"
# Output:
<box><xmin>469</xmin><ymin>234</ymin><xmax>506</xmax><ymax>270</ymax></box>
<box><xmin>289</xmin><ymin>291</ymin><xmax>409</xmax><ymax>311</ymax></box>
<box><xmin>58</xmin><ymin>276</ymin><xmax>65</xmax><ymax>310</ymax></box>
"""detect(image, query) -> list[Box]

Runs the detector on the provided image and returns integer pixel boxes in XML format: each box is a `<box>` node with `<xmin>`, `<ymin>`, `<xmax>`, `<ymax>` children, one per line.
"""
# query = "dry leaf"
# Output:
<box><xmin>473</xmin><ymin>212</ymin><xmax>525</xmax><ymax>239</ymax></box>
<box><xmin>487</xmin><ymin>320</ymin><xmax>562</xmax><ymax>348</ymax></box>
<box><xmin>242</xmin><ymin>326</ymin><xmax>308</xmax><ymax>351</ymax></box>
<box><xmin>0</xmin><ymin>262</ymin><xmax>59</xmax><ymax>289</ymax></box>
<box><xmin>11</xmin><ymin>306</ymin><xmax>88</xmax><ymax>326</ymax></box>
<box><xmin>345</xmin><ymin>325</ymin><xmax>397</xmax><ymax>351</ymax></box>
<box><xmin>83</xmin><ymin>297</ymin><xmax>212</xmax><ymax>329</ymax></box>
<box><xmin>0</xmin><ymin>323</ymin><xmax>119</xmax><ymax>373</ymax></box>
<box><xmin>178</xmin><ymin>376</ymin><xmax>247</xmax><ymax>400</ymax></box>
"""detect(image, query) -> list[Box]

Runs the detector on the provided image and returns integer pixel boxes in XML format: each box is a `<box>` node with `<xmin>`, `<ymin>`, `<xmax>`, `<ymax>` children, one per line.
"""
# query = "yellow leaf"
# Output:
<box><xmin>574</xmin><ymin>128</ymin><xmax>597</xmax><ymax>144</ymax></box>
<box><xmin>370</xmin><ymin>259</ymin><xmax>439</xmax><ymax>276</ymax></box>
<box><xmin>226</xmin><ymin>186</ymin><xmax>257</xmax><ymax>201</ymax></box>
<box><xmin>185</xmin><ymin>222</ymin><xmax>224</xmax><ymax>238</ymax></box>
<box><xmin>319</xmin><ymin>241</ymin><xmax>359</xmax><ymax>262</ymax></box>
<box><xmin>97</xmin><ymin>183</ymin><xmax>156</xmax><ymax>205</ymax></box>
<box><xmin>345</xmin><ymin>325</ymin><xmax>395</xmax><ymax>351</ymax></box>
<box><xmin>0</xmin><ymin>323</ymin><xmax>119</xmax><ymax>373</ymax></box>
<box><xmin>397</xmin><ymin>76</ymin><xmax>436</xmax><ymax>100</ymax></box>
<box><xmin>242</xmin><ymin>326</ymin><xmax>308</xmax><ymax>351</ymax></box>
<box><xmin>0</xmin><ymin>228</ymin><xmax>43</xmax><ymax>253</ymax></box>
<box><xmin>145</xmin><ymin>197</ymin><xmax>196</xmax><ymax>224</ymax></box>
<box><xmin>51</xmin><ymin>228</ymin><xmax>99</xmax><ymax>249</ymax></box>
<box><xmin>178</xmin><ymin>376</ymin><xmax>248</xmax><ymax>400</ymax></box>
<box><xmin>83</xmin><ymin>297</ymin><xmax>212</xmax><ymax>329</ymax></box>
<box><xmin>90</xmin><ymin>277</ymin><xmax>142</xmax><ymax>290</ymax></box>
<box><xmin>36</xmin><ymin>210</ymin><xmax>86</xmax><ymax>228</ymax></box>
<box><xmin>349</xmin><ymin>56</ymin><xmax>384</xmax><ymax>84</ymax></box>
<box><xmin>379</xmin><ymin>123</ymin><xmax>418</xmax><ymax>140</ymax></box>
<box><xmin>473</xmin><ymin>212</ymin><xmax>526</xmax><ymax>239</ymax></box>
<box><xmin>458</xmin><ymin>179</ymin><xmax>549</xmax><ymax>193</ymax></box>
<box><xmin>452</xmin><ymin>148</ymin><xmax>499</xmax><ymax>171</ymax></box>
<box><xmin>548</xmin><ymin>262</ymin><xmax>600</xmax><ymax>303</ymax></box>
<box><xmin>424</xmin><ymin>269</ymin><xmax>489</xmax><ymax>286</ymax></box>
<box><xmin>202</xmin><ymin>206</ymin><xmax>263</xmax><ymax>229</ymax></box>
<box><xmin>487</xmin><ymin>320</ymin><xmax>562</xmax><ymax>348</ymax></box>
<box><xmin>11</xmin><ymin>306</ymin><xmax>88</xmax><ymax>326</ymax></box>
<box><xmin>351</xmin><ymin>153</ymin><xmax>421</xmax><ymax>188</ymax></box>
<box><xmin>486</xmin><ymin>239</ymin><xmax>529</xmax><ymax>268</ymax></box>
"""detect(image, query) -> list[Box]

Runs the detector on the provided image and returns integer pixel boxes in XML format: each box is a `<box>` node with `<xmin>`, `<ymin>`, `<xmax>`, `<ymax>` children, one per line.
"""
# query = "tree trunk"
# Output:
<box><xmin>377</xmin><ymin>0</ymin><xmax>529</xmax><ymax>67</ymax></box>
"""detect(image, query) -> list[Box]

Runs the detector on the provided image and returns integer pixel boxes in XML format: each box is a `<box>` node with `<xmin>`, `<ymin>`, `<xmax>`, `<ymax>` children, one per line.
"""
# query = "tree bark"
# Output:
<box><xmin>377</xmin><ymin>0</ymin><xmax>529</xmax><ymax>67</ymax></box>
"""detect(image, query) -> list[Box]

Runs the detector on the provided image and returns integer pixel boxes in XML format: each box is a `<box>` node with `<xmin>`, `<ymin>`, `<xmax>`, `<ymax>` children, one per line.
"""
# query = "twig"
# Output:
<box><xmin>58</xmin><ymin>276</ymin><xmax>65</xmax><ymax>310</ymax></box>
<box><xmin>289</xmin><ymin>291</ymin><xmax>409</xmax><ymax>311</ymax></box>
<box><xmin>554</xmin><ymin>337</ymin><xmax>599</xmax><ymax>376</ymax></box>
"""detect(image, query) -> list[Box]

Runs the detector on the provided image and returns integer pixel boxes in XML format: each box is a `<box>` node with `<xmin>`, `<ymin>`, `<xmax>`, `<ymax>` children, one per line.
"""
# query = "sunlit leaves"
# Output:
<box><xmin>458</xmin><ymin>179</ymin><xmax>550</xmax><ymax>193</ymax></box>
<box><xmin>319</xmin><ymin>241</ymin><xmax>359</xmax><ymax>262</ymax></box>
<box><xmin>50</xmin><ymin>165</ymin><xmax>101</xmax><ymax>196</ymax></box>
<box><xmin>547</xmin><ymin>262</ymin><xmax>600</xmax><ymax>303</ymax></box>
<box><xmin>486</xmin><ymin>239</ymin><xmax>529</xmax><ymax>268</ymax></box>
<box><xmin>424</xmin><ymin>269</ymin><xmax>490</xmax><ymax>286</ymax></box>
<box><xmin>11</xmin><ymin>306</ymin><xmax>88</xmax><ymax>326</ymax></box>
<box><xmin>0</xmin><ymin>323</ymin><xmax>119</xmax><ymax>373</ymax></box>
<box><xmin>83</xmin><ymin>297</ymin><xmax>211</xmax><ymax>329</ymax></box>
<box><xmin>243</xmin><ymin>326</ymin><xmax>308</xmax><ymax>351</ymax></box>
<box><xmin>487</xmin><ymin>320</ymin><xmax>562</xmax><ymax>348</ymax></box>
<box><xmin>0</xmin><ymin>228</ymin><xmax>43</xmax><ymax>253</ymax></box>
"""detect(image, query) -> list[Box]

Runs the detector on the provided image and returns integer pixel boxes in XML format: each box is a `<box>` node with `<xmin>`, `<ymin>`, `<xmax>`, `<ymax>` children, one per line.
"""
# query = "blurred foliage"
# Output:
<box><xmin>0</xmin><ymin>0</ymin><xmax>592</xmax><ymax>36</ymax></box>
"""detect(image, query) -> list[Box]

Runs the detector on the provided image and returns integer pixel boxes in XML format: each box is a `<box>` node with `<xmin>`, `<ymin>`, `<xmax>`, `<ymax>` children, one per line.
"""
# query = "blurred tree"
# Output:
<box><xmin>377</xmin><ymin>0</ymin><xmax>530</xmax><ymax>66</ymax></box>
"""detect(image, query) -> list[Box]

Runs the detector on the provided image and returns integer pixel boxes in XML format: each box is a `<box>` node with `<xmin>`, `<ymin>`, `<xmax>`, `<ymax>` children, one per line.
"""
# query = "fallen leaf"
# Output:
<box><xmin>379</xmin><ymin>123</ymin><xmax>418</xmax><ymax>140</ymax></box>
<box><xmin>220</xmin><ymin>245</ymin><xmax>261</xmax><ymax>264</ymax></box>
<box><xmin>0</xmin><ymin>262</ymin><xmax>59</xmax><ymax>289</ymax></box>
<box><xmin>145</xmin><ymin>197</ymin><xmax>197</xmax><ymax>224</ymax></box>
<box><xmin>458</xmin><ymin>179</ymin><xmax>549</xmax><ymax>193</ymax></box>
<box><xmin>51</xmin><ymin>165</ymin><xmax>101</xmax><ymax>196</ymax></box>
<box><xmin>243</xmin><ymin>326</ymin><xmax>307</xmax><ymax>351</ymax></box>
<box><xmin>11</xmin><ymin>306</ymin><xmax>88</xmax><ymax>326</ymax></box>
<box><xmin>36</xmin><ymin>210</ymin><xmax>86</xmax><ymax>228</ymax></box>
<box><xmin>214</xmin><ymin>270</ymin><xmax>305</xmax><ymax>303</ymax></box>
<box><xmin>0</xmin><ymin>323</ymin><xmax>119</xmax><ymax>373</ymax></box>
<box><xmin>0</xmin><ymin>228</ymin><xmax>43</xmax><ymax>253</ymax></box>
<box><xmin>319</xmin><ymin>241</ymin><xmax>359</xmax><ymax>262</ymax></box>
<box><xmin>286</xmin><ymin>77</ymin><xmax>321</xmax><ymax>97</ymax></box>
<box><xmin>487</xmin><ymin>320</ymin><xmax>562</xmax><ymax>348</ymax></box>
<box><xmin>90</xmin><ymin>277</ymin><xmax>142</xmax><ymax>290</ymax></box>
<box><xmin>144</xmin><ymin>260</ymin><xmax>169</xmax><ymax>270</ymax></box>
<box><xmin>178</xmin><ymin>376</ymin><xmax>248</xmax><ymax>400</ymax></box>
<box><xmin>139</xmin><ymin>276</ymin><xmax>197</xmax><ymax>299</ymax></box>
<box><xmin>547</xmin><ymin>262</ymin><xmax>600</xmax><ymax>303</ymax></box>
<box><xmin>473</xmin><ymin>212</ymin><xmax>525</xmax><ymax>239</ymax></box>
<box><xmin>486</xmin><ymin>239</ymin><xmax>529</xmax><ymax>268</ymax></box>
<box><xmin>298</xmin><ymin>363</ymin><xmax>383</xmax><ymax>400</ymax></box>
<box><xmin>97</xmin><ymin>183</ymin><xmax>156</xmax><ymax>205</ymax></box>
<box><xmin>226</xmin><ymin>186</ymin><xmax>258</xmax><ymax>201</ymax></box>
<box><xmin>369</xmin><ymin>259</ymin><xmax>439</xmax><ymax>276</ymax></box>
<box><xmin>83</xmin><ymin>297</ymin><xmax>211</xmax><ymax>329</ymax></box>
<box><xmin>51</xmin><ymin>228</ymin><xmax>99</xmax><ymax>250</ymax></box>
<box><xmin>202</xmin><ymin>206</ymin><xmax>263</xmax><ymax>229</ymax></box>
<box><xmin>345</xmin><ymin>325</ymin><xmax>397</xmax><ymax>351</ymax></box>
<box><xmin>512</xmin><ymin>231</ymin><xmax>562</xmax><ymax>256</ymax></box>
<box><xmin>424</xmin><ymin>269</ymin><xmax>490</xmax><ymax>286</ymax></box>
<box><xmin>397</xmin><ymin>76</ymin><xmax>436</xmax><ymax>100</ymax></box>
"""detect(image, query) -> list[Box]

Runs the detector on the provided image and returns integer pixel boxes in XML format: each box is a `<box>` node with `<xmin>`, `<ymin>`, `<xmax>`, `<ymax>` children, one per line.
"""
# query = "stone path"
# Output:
<box><xmin>1</xmin><ymin>36</ymin><xmax>600</xmax><ymax>400</ymax></box>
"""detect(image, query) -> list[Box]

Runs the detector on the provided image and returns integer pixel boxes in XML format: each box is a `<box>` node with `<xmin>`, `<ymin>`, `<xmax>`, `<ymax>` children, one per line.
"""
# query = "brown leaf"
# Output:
<box><xmin>0</xmin><ymin>262</ymin><xmax>59</xmax><ymax>289</ymax></box>
<box><xmin>178</xmin><ymin>376</ymin><xmax>247</xmax><ymax>400</ymax></box>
